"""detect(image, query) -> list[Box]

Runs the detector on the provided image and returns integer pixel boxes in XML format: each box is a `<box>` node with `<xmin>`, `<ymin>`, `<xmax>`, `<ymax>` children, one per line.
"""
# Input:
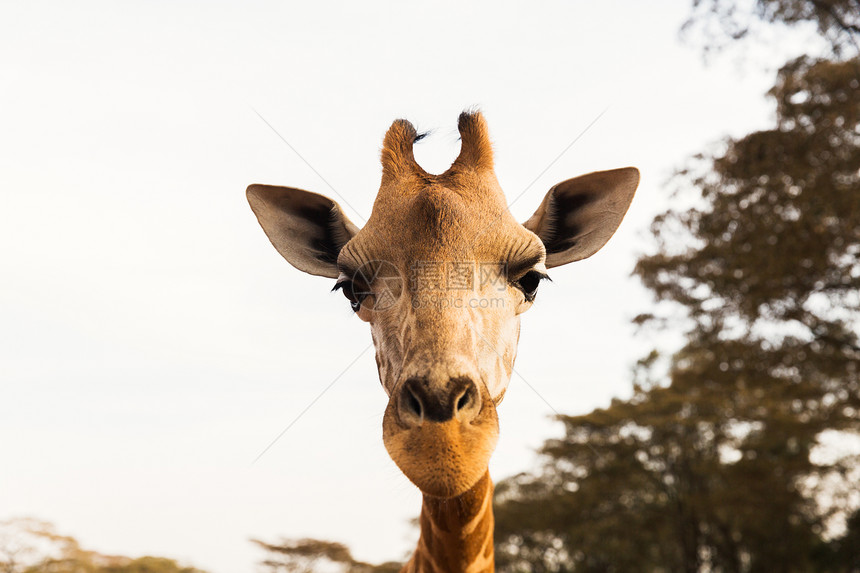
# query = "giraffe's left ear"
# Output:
<box><xmin>523</xmin><ymin>167</ymin><xmax>639</xmax><ymax>268</ymax></box>
<box><xmin>246</xmin><ymin>184</ymin><xmax>359</xmax><ymax>279</ymax></box>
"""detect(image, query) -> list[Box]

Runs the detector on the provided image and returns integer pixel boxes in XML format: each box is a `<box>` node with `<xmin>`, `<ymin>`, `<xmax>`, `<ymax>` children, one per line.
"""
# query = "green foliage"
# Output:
<box><xmin>683</xmin><ymin>0</ymin><xmax>860</xmax><ymax>57</ymax></box>
<box><xmin>99</xmin><ymin>557</ymin><xmax>204</xmax><ymax>573</ymax></box>
<box><xmin>493</xmin><ymin>2</ymin><xmax>859</xmax><ymax>571</ymax></box>
<box><xmin>639</xmin><ymin>56</ymin><xmax>860</xmax><ymax>330</ymax></box>
<box><xmin>250</xmin><ymin>538</ymin><xmax>402</xmax><ymax>573</ymax></box>
<box><xmin>0</xmin><ymin>518</ymin><xmax>205</xmax><ymax>573</ymax></box>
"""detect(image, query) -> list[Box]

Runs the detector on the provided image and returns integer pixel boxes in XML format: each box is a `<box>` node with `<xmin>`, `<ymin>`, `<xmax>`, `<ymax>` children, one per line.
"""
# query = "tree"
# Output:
<box><xmin>99</xmin><ymin>557</ymin><xmax>205</xmax><ymax>573</ymax></box>
<box><xmin>250</xmin><ymin>538</ymin><xmax>402</xmax><ymax>573</ymax></box>
<box><xmin>494</xmin><ymin>2</ymin><xmax>859</xmax><ymax>571</ymax></box>
<box><xmin>682</xmin><ymin>0</ymin><xmax>860</xmax><ymax>56</ymax></box>
<box><xmin>0</xmin><ymin>518</ymin><xmax>205</xmax><ymax>573</ymax></box>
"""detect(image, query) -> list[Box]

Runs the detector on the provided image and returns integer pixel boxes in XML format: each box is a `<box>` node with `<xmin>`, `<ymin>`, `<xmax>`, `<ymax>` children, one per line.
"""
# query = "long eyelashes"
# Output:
<box><xmin>333</xmin><ymin>280</ymin><xmax>367</xmax><ymax>312</ymax></box>
<box><xmin>333</xmin><ymin>269</ymin><xmax>550</xmax><ymax>311</ymax></box>
<box><xmin>513</xmin><ymin>270</ymin><xmax>550</xmax><ymax>302</ymax></box>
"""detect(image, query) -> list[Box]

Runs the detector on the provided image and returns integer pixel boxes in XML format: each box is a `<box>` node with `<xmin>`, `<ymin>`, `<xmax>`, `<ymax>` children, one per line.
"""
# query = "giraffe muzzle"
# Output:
<box><xmin>397</xmin><ymin>376</ymin><xmax>482</xmax><ymax>427</ymax></box>
<box><xmin>383</xmin><ymin>376</ymin><xmax>499</xmax><ymax>498</ymax></box>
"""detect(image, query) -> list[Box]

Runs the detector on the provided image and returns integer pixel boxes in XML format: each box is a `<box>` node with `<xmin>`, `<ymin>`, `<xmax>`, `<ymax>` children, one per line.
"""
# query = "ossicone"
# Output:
<box><xmin>452</xmin><ymin>110</ymin><xmax>494</xmax><ymax>173</ymax></box>
<box><xmin>381</xmin><ymin>119</ymin><xmax>426</xmax><ymax>182</ymax></box>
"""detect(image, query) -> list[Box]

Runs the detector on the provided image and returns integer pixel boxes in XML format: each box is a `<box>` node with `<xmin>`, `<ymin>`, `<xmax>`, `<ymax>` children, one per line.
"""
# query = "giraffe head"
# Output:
<box><xmin>248</xmin><ymin>111</ymin><xmax>638</xmax><ymax>498</ymax></box>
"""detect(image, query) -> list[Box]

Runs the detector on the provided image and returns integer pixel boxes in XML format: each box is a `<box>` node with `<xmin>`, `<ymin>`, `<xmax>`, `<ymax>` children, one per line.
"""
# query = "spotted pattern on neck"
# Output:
<box><xmin>402</xmin><ymin>471</ymin><xmax>494</xmax><ymax>573</ymax></box>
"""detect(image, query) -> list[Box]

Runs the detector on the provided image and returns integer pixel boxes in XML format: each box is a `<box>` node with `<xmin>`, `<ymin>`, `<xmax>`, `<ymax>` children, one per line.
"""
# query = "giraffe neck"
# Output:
<box><xmin>403</xmin><ymin>471</ymin><xmax>494</xmax><ymax>573</ymax></box>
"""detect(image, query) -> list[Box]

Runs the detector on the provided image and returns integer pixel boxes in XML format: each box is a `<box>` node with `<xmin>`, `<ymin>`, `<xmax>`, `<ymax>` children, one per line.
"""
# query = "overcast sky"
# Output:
<box><xmin>0</xmin><ymin>1</ymin><xmax>809</xmax><ymax>571</ymax></box>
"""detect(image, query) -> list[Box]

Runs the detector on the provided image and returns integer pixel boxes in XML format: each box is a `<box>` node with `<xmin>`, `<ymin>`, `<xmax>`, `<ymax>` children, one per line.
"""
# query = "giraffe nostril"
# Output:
<box><xmin>404</xmin><ymin>388</ymin><xmax>423</xmax><ymax>420</ymax></box>
<box><xmin>456</xmin><ymin>390</ymin><xmax>470</xmax><ymax>412</ymax></box>
<box><xmin>398</xmin><ymin>376</ymin><xmax>481</xmax><ymax>426</ymax></box>
<box><xmin>399</xmin><ymin>378</ymin><xmax>430</xmax><ymax>426</ymax></box>
<box><xmin>453</xmin><ymin>383</ymin><xmax>481</xmax><ymax>421</ymax></box>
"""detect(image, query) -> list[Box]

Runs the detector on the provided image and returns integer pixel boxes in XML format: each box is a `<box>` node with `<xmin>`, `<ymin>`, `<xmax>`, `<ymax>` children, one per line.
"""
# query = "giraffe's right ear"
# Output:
<box><xmin>246</xmin><ymin>184</ymin><xmax>360</xmax><ymax>279</ymax></box>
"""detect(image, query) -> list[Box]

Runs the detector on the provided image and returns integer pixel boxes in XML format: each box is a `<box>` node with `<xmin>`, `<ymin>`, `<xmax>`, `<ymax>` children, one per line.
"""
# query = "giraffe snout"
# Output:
<box><xmin>397</xmin><ymin>376</ymin><xmax>482</xmax><ymax>426</ymax></box>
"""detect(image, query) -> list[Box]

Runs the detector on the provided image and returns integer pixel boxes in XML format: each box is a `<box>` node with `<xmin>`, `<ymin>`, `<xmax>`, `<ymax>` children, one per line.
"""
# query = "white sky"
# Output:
<box><xmin>0</xmin><ymin>1</ymin><xmax>805</xmax><ymax>571</ymax></box>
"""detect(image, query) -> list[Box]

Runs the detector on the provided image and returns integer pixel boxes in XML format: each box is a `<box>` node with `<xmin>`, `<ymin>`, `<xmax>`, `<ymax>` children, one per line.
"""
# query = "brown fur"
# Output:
<box><xmin>402</xmin><ymin>472</ymin><xmax>495</xmax><ymax>573</ymax></box>
<box><xmin>246</xmin><ymin>110</ymin><xmax>640</xmax><ymax>573</ymax></box>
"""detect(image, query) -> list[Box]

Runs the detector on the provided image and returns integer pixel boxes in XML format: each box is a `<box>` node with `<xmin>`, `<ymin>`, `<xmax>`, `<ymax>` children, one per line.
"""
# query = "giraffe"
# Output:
<box><xmin>246</xmin><ymin>111</ymin><xmax>639</xmax><ymax>572</ymax></box>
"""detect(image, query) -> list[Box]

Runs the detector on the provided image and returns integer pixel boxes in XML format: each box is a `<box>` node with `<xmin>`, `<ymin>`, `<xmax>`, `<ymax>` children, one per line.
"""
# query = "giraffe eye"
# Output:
<box><xmin>514</xmin><ymin>270</ymin><xmax>549</xmax><ymax>302</ymax></box>
<box><xmin>333</xmin><ymin>279</ymin><xmax>369</xmax><ymax>312</ymax></box>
